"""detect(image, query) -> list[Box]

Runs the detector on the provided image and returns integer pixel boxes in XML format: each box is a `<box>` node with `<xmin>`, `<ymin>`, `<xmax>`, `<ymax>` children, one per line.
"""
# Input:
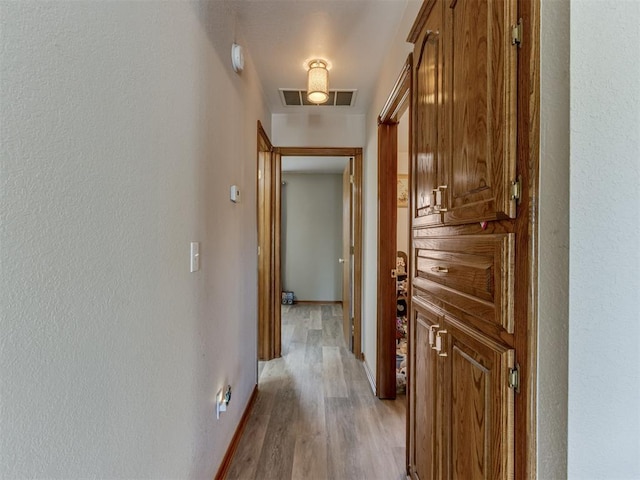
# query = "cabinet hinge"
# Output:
<box><xmin>508</xmin><ymin>364</ymin><xmax>520</xmax><ymax>392</ymax></box>
<box><xmin>511</xmin><ymin>175</ymin><xmax>522</xmax><ymax>203</ymax></box>
<box><xmin>511</xmin><ymin>18</ymin><xmax>523</xmax><ymax>47</ymax></box>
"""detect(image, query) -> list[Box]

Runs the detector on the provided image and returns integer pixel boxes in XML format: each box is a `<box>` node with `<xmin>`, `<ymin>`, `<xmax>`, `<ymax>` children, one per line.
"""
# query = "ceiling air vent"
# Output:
<box><xmin>279</xmin><ymin>89</ymin><xmax>357</xmax><ymax>107</ymax></box>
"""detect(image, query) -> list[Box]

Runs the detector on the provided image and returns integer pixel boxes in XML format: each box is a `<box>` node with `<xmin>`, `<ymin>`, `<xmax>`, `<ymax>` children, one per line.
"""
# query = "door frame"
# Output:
<box><xmin>257</xmin><ymin>122</ymin><xmax>280</xmax><ymax>360</ymax></box>
<box><xmin>258</xmin><ymin>144</ymin><xmax>364</xmax><ymax>360</ymax></box>
<box><xmin>376</xmin><ymin>56</ymin><xmax>412</xmax><ymax>399</ymax></box>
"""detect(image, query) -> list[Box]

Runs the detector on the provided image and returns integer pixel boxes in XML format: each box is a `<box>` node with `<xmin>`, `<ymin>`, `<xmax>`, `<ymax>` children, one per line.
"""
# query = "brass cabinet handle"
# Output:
<box><xmin>435</xmin><ymin>329</ymin><xmax>448</xmax><ymax>356</ymax></box>
<box><xmin>431</xmin><ymin>266</ymin><xmax>449</xmax><ymax>273</ymax></box>
<box><xmin>428</xmin><ymin>324</ymin><xmax>440</xmax><ymax>347</ymax></box>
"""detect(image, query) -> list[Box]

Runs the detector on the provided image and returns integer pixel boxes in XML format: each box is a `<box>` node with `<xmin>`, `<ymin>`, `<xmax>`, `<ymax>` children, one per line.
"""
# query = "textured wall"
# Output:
<box><xmin>281</xmin><ymin>174</ymin><xmax>343</xmax><ymax>301</ymax></box>
<box><xmin>568</xmin><ymin>1</ymin><xmax>640</xmax><ymax>478</ymax></box>
<box><xmin>272</xmin><ymin>113</ymin><xmax>365</xmax><ymax>147</ymax></box>
<box><xmin>537</xmin><ymin>0</ymin><xmax>570</xmax><ymax>477</ymax></box>
<box><xmin>0</xmin><ymin>2</ymin><xmax>268</xmax><ymax>478</ymax></box>
<box><xmin>362</xmin><ymin>0</ymin><xmax>422</xmax><ymax>386</ymax></box>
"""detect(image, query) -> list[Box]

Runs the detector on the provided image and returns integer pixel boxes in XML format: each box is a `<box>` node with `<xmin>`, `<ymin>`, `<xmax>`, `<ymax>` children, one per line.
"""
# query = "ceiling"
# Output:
<box><xmin>230</xmin><ymin>0</ymin><xmax>413</xmax><ymax>115</ymax></box>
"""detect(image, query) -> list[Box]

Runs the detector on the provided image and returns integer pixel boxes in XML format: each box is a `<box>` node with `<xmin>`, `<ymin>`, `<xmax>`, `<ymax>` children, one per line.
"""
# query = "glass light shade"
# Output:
<box><xmin>307</xmin><ymin>60</ymin><xmax>329</xmax><ymax>104</ymax></box>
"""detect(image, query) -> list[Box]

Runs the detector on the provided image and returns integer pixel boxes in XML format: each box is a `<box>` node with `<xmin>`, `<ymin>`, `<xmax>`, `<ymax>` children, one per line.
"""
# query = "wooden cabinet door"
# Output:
<box><xmin>409</xmin><ymin>300</ymin><xmax>442</xmax><ymax>480</ymax></box>
<box><xmin>443</xmin><ymin>0</ymin><xmax>518</xmax><ymax>225</ymax></box>
<box><xmin>413</xmin><ymin>0</ymin><xmax>445</xmax><ymax>228</ymax></box>
<box><xmin>440</xmin><ymin>315</ymin><xmax>515</xmax><ymax>480</ymax></box>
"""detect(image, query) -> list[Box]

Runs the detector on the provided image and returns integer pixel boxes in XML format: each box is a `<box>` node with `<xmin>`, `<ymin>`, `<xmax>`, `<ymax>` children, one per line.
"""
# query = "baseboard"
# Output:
<box><xmin>214</xmin><ymin>384</ymin><xmax>258</xmax><ymax>480</ymax></box>
<box><xmin>292</xmin><ymin>300</ymin><xmax>341</xmax><ymax>305</ymax></box>
<box><xmin>362</xmin><ymin>355</ymin><xmax>377</xmax><ymax>395</ymax></box>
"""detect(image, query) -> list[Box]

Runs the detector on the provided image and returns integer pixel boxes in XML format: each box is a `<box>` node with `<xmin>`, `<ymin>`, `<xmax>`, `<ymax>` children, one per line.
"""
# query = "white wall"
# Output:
<box><xmin>568</xmin><ymin>1</ymin><xmax>640</xmax><ymax>478</ymax></box>
<box><xmin>282</xmin><ymin>173</ymin><xmax>343</xmax><ymax>301</ymax></box>
<box><xmin>362</xmin><ymin>0</ymin><xmax>422</xmax><ymax>384</ymax></box>
<box><xmin>0</xmin><ymin>2</ymin><xmax>269</xmax><ymax>478</ymax></box>
<box><xmin>537</xmin><ymin>0</ymin><xmax>570</xmax><ymax>477</ymax></box>
<box><xmin>272</xmin><ymin>112</ymin><xmax>365</xmax><ymax>147</ymax></box>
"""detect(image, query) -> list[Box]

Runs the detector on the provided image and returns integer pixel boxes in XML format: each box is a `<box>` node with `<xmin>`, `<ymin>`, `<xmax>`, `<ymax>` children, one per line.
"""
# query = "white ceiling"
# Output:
<box><xmin>231</xmin><ymin>0</ymin><xmax>412</xmax><ymax>115</ymax></box>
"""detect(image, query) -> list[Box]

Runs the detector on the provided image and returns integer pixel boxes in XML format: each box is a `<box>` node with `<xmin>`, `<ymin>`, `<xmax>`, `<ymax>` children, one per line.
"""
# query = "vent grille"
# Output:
<box><xmin>279</xmin><ymin>89</ymin><xmax>357</xmax><ymax>107</ymax></box>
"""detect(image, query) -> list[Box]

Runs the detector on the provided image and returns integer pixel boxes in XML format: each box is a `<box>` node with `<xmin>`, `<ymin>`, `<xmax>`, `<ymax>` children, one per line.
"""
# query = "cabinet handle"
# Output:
<box><xmin>435</xmin><ymin>329</ymin><xmax>448</xmax><ymax>356</ymax></box>
<box><xmin>428</xmin><ymin>324</ymin><xmax>440</xmax><ymax>347</ymax></box>
<box><xmin>431</xmin><ymin>185</ymin><xmax>449</xmax><ymax>213</ymax></box>
<box><xmin>431</xmin><ymin>266</ymin><xmax>449</xmax><ymax>274</ymax></box>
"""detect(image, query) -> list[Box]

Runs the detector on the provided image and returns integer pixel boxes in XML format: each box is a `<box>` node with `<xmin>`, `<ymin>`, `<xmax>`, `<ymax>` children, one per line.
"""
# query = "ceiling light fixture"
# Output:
<box><xmin>307</xmin><ymin>59</ymin><xmax>329</xmax><ymax>104</ymax></box>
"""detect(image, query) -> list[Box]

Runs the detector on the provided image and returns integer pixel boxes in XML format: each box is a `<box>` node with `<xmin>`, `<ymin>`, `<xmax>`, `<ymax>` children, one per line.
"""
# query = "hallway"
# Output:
<box><xmin>226</xmin><ymin>304</ymin><xmax>406</xmax><ymax>480</ymax></box>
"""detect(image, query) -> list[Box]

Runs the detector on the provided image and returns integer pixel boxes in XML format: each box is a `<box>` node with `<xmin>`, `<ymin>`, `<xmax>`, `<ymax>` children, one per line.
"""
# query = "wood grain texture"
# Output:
<box><xmin>414</xmin><ymin>233</ymin><xmax>515</xmax><ymax>334</ymax></box>
<box><xmin>408</xmin><ymin>0</ymin><xmax>538</xmax><ymax>477</ymax></box>
<box><xmin>342</xmin><ymin>163</ymin><xmax>352</xmax><ymax>350</ymax></box>
<box><xmin>376</xmin><ymin>122</ymin><xmax>399</xmax><ymax>400</ymax></box>
<box><xmin>444</xmin><ymin>0</ymin><xmax>518</xmax><ymax>225</ymax></box>
<box><xmin>353</xmin><ymin>150</ymin><xmax>364</xmax><ymax>359</ymax></box>
<box><xmin>442</xmin><ymin>315</ymin><xmax>515</xmax><ymax>480</ymax></box>
<box><xmin>225</xmin><ymin>304</ymin><xmax>407</xmax><ymax>480</ymax></box>
<box><xmin>257</xmin><ymin>121</ymin><xmax>275</xmax><ymax>360</ymax></box>
<box><xmin>412</xmin><ymin>7</ymin><xmax>445</xmax><ymax>229</ymax></box>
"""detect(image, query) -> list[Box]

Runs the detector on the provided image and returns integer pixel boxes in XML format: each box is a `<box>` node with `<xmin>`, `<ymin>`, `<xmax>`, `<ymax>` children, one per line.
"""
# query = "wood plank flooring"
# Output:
<box><xmin>226</xmin><ymin>304</ymin><xmax>407</xmax><ymax>480</ymax></box>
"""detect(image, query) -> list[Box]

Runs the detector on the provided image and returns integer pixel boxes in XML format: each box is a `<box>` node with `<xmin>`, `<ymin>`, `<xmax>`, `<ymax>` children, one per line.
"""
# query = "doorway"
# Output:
<box><xmin>376</xmin><ymin>56</ymin><xmax>412</xmax><ymax>399</ymax></box>
<box><xmin>257</xmin><ymin>142</ymin><xmax>364</xmax><ymax>362</ymax></box>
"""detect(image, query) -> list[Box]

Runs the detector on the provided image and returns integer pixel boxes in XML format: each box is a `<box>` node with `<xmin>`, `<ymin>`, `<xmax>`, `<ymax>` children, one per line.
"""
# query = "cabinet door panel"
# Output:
<box><xmin>413</xmin><ymin>233</ymin><xmax>515</xmax><ymax>334</ymax></box>
<box><xmin>442</xmin><ymin>316</ymin><xmax>514</xmax><ymax>480</ymax></box>
<box><xmin>413</xmin><ymin>0</ymin><xmax>444</xmax><ymax>228</ymax></box>
<box><xmin>409</xmin><ymin>300</ymin><xmax>441</xmax><ymax>480</ymax></box>
<box><xmin>445</xmin><ymin>0</ymin><xmax>517</xmax><ymax>224</ymax></box>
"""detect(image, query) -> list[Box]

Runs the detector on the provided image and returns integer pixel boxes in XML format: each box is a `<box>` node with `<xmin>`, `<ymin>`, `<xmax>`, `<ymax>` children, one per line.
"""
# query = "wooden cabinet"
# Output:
<box><xmin>413</xmin><ymin>233</ymin><xmax>515</xmax><ymax>337</ymax></box>
<box><xmin>410</xmin><ymin>298</ymin><xmax>515</xmax><ymax>480</ymax></box>
<box><xmin>411</xmin><ymin>0</ymin><xmax>519</xmax><ymax>228</ymax></box>
<box><xmin>409</xmin><ymin>301</ymin><xmax>441</xmax><ymax>480</ymax></box>
<box><xmin>408</xmin><ymin>0</ymin><xmax>526</xmax><ymax>478</ymax></box>
<box><xmin>440</xmin><ymin>314</ymin><xmax>515</xmax><ymax>480</ymax></box>
<box><xmin>443</xmin><ymin>0</ymin><xmax>518</xmax><ymax>225</ymax></box>
<box><xmin>413</xmin><ymin>0</ymin><xmax>445</xmax><ymax>228</ymax></box>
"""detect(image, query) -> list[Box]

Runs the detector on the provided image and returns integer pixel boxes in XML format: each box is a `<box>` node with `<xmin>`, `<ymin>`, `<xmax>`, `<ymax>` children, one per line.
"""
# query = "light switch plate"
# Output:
<box><xmin>190</xmin><ymin>242</ymin><xmax>200</xmax><ymax>272</ymax></box>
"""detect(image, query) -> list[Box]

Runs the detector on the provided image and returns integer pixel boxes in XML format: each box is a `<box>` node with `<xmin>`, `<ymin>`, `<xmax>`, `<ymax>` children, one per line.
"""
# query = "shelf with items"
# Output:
<box><xmin>395</xmin><ymin>251</ymin><xmax>408</xmax><ymax>393</ymax></box>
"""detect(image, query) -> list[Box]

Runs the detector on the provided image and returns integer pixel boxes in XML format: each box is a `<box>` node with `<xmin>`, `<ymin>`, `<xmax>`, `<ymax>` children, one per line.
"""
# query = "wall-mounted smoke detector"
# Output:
<box><xmin>279</xmin><ymin>89</ymin><xmax>357</xmax><ymax>107</ymax></box>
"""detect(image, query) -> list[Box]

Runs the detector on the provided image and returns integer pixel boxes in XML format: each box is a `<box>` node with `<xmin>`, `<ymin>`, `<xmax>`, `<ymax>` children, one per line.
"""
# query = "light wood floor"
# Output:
<box><xmin>226</xmin><ymin>304</ymin><xmax>407</xmax><ymax>480</ymax></box>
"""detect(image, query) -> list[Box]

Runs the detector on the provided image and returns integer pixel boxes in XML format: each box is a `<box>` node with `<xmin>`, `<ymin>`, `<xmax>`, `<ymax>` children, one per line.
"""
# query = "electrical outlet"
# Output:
<box><xmin>216</xmin><ymin>385</ymin><xmax>232</xmax><ymax>419</ymax></box>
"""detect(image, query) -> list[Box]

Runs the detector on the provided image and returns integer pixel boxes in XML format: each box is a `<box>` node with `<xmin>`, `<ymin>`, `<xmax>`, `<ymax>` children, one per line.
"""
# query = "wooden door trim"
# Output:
<box><xmin>516</xmin><ymin>0</ymin><xmax>541</xmax><ymax>477</ymax></box>
<box><xmin>274</xmin><ymin>146</ymin><xmax>363</xmax><ymax>359</ymax></box>
<box><xmin>376</xmin><ymin>55</ymin><xmax>413</xmax><ymax>401</ymax></box>
<box><xmin>376</xmin><ymin>123</ymin><xmax>399</xmax><ymax>400</ymax></box>
<box><xmin>257</xmin><ymin>121</ymin><xmax>275</xmax><ymax>361</ymax></box>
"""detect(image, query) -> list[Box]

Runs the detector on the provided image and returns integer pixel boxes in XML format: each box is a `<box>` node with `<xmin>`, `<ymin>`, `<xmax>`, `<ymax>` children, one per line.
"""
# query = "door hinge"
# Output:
<box><xmin>508</xmin><ymin>364</ymin><xmax>520</xmax><ymax>392</ymax></box>
<box><xmin>511</xmin><ymin>175</ymin><xmax>522</xmax><ymax>203</ymax></box>
<box><xmin>350</xmin><ymin>174</ymin><xmax>354</xmax><ymax>184</ymax></box>
<box><xmin>511</xmin><ymin>18</ymin><xmax>523</xmax><ymax>47</ymax></box>
<box><xmin>258</xmin><ymin>170</ymin><xmax>262</xmax><ymax>180</ymax></box>
<box><xmin>350</xmin><ymin>245</ymin><xmax>355</xmax><ymax>255</ymax></box>
<box><xmin>257</xmin><ymin>245</ymin><xmax>261</xmax><ymax>256</ymax></box>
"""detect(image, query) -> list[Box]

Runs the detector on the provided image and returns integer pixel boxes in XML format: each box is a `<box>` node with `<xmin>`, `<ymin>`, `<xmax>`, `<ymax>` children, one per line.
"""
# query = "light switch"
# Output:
<box><xmin>190</xmin><ymin>242</ymin><xmax>200</xmax><ymax>272</ymax></box>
